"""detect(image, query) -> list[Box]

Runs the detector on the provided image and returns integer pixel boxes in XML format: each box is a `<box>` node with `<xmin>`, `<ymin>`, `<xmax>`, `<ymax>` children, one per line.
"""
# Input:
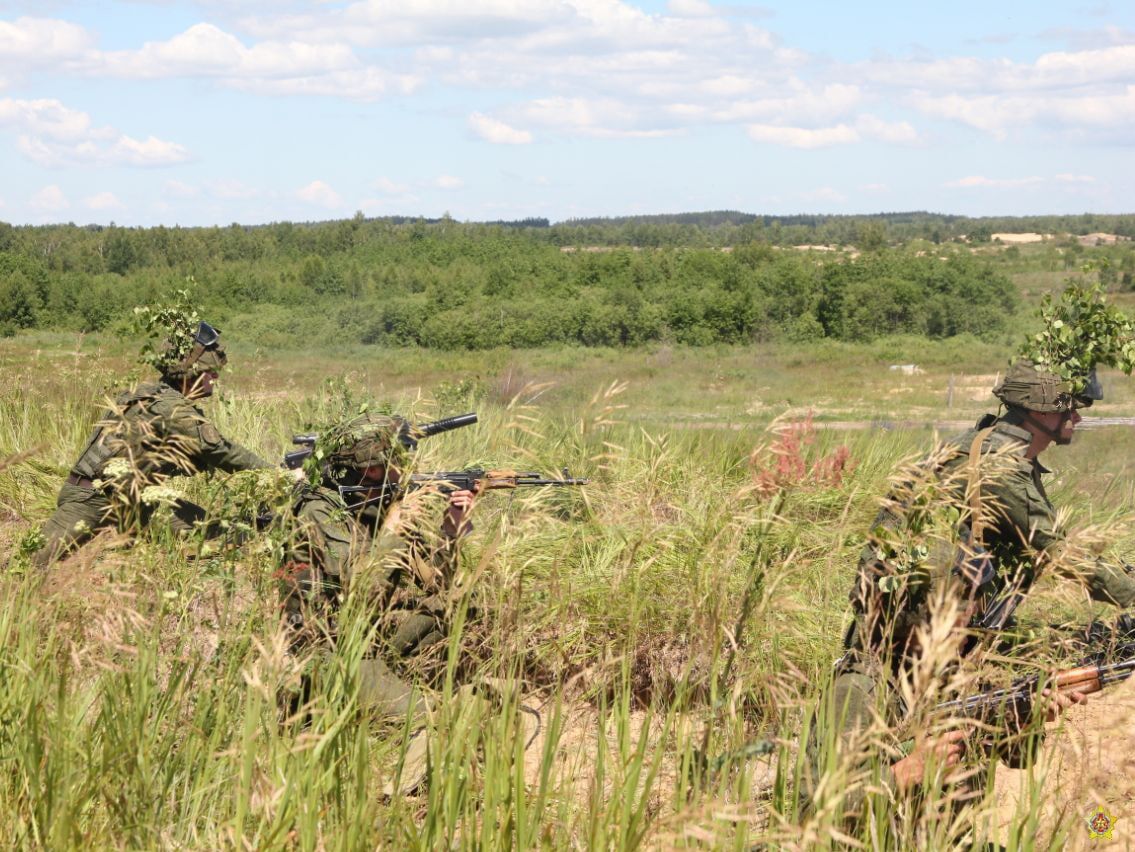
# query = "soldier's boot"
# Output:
<box><xmin>357</xmin><ymin>657</ymin><xmax>429</xmax><ymax>720</ymax></box>
<box><xmin>361</xmin><ymin>658</ymin><xmax>436</xmax><ymax>799</ymax></box>
<box><xmin>468</xmin><ymin>679</ymin><xmax>542</xmax><ymax>752</ymax></box>
<box><xmin>32</xmin><ymin>485</ymin><xmax>109</xmax><ymax>569</ymax></box>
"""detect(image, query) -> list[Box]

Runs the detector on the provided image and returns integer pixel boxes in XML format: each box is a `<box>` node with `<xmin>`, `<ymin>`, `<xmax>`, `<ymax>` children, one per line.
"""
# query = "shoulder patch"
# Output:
<box><xmin>200</xmin><ymin>423</ymin><xmax>222</xmax><ymax>445</ymax></box>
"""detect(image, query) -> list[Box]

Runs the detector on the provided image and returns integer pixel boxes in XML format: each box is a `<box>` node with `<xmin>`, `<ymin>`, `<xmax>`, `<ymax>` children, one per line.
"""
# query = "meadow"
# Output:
<box><xmin>3</xmin><ymin>330</ymin><xmax>1135</xmax><ymax>849</ymax></box>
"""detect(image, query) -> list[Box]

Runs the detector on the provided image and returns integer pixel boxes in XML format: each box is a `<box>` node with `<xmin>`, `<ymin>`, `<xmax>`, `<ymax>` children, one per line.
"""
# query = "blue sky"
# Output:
<box><xmin>1</xmin><ymin>0</ymin><xmax>1132</xmax><ymax>226</ymax></box>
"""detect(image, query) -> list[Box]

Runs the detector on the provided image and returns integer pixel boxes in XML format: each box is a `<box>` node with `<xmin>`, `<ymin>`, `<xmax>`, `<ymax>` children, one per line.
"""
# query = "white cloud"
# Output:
<box><xmin>945</xmin><ymin>175</ymin><xmax>1046</xmax><ymax>188</ymax></box>
<box><xmin>866</xmin><ymin>43</ymin><xmax>1135</xmax><ymax>139</ymax></box>
<box><xmin>242</xmin><ymin>0</ymin><xmax>578</xmax><ymax>46</ymax></box>
<box><xmin>373</xmin><ymin>176</ymin><xmax>411</xmax><ymax>194</ymax></box>
<box><xmin>10</xmin><ymin>1</ymin><xmax>1134</xmax><ymax>152</ymax></box>
<box><xmin>29</xmin><ymin>184</ymin><xmax>68</xmax><ymax>212</ymax></box>
<box><xmin>433</xmin><ymin>175</ymin><xmax>464</xmax><ymax>190</ymax></box>
<box><xmin>854</xmin><ymin>114</ymin><xmax>919</xmax><ymax>144</ymax></box>
<box><xmin>164</xmin><ymin>179</ymin><xmax>199</xmax><ymax>198</ymax></box>
<box><xmin>747</xmin><ymin>123</ymin><xmax>858</xmax><ymax>148</ymax></box>
<box><xmin>296</xmin><ymin>179</ymin><xmax>342</xmax><ymax>208</ymax></box>
<box><xmin>800</xmin><ymin>186</ymin><xmax>847</xmax><ymax>204</ymax></box>
<box><xmin>208</xmin><ymin>179</ymin><xmax>259</xmax><ymax>199</ymax></box>
<box><xmin>84</xmin><ymin>22</ymin><xmax>422</xmax><ymax>101</ymax></box>
<box><xmin>0</xmin><ymin>96</ymin><xmax>190</xmax><ymax>167</ymax></box>
<box><xmin>98</xmin><ymin>23</ymin><xmax>358</xmax><ymax>78</ymax></box>
<box><xmin>1053</xmin><ymin>173</ymin><xmax>1097</xmax><ymax>183</ymax></box>
<box><xmin>468</xmin><ymin>111</ymin><xmax>532</xmax><ymax>144</ymax></box>
<box><xmin>15</xmin><ymin>131</ymin><xmax>190</xmax><ymax>167</ymax></box>
<box><xmin>83</xmin><ymin>191</ymin><xmax>123</xmax><ymax>210</ymax></box>
<box><xmin>515</xmin><ymin>96</ymin><xmax>683</xmax><ymax>138</ymax></box>
<box><xmin>0</xmin><ymin>17</ymin><xmax>92</xmax><ymax>66</ymax></box>
<box><xmin>109</xmin><ymin>135</ymin><xmax>190</xmax><ymax>165</ymax></box>
<box><xmin>0</xmin><ymin>97</ymin><xmax>94</xmax><ymax>140</ymax></box>
<box><xmin>667</xmin><ymin>0</ymin><xmax>714</xmax><ymax>17</ymax></box>
<box><xmin>860</xmin><ymin>183</ymin><xmax>888</xmax><ymax>192</ymax></box>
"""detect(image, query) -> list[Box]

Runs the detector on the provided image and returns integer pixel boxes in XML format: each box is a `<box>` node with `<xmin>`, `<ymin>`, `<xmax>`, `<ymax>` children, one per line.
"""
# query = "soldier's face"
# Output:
<box><xmin>1054</xmin><ymin>409</ymin><xmax>1082</xmax><ymax>445</ymax></box>
<box><xmin>185</xmin><ymin>370</ymin><xmax>219</xmax><ymax>398</ymax></box>
<box><xmin>360</xmin><ymin>464</ymin><xmax>401</xmax><ymax>486</ymax></box>
<box><xmin>1031</xmin><ymin>409</ymin><xmax>1081</xmax><ymax>446</ymax></box>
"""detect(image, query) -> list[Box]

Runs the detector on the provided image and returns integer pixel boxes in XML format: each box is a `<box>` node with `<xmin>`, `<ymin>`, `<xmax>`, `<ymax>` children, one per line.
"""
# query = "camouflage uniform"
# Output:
<box><xmin>35</xmin><ymin>327</ymin><xmax>269</xmax><ymax>567</ymax></box>
<box><xmin>807</xmin><ymin>361</ymin><xmax>1135</xmax><ymax>820</ymax></box>
<box><xmin>278</xmin><ymin>414</ymin><xmax>463</xmax><ymax>717</ymax></box>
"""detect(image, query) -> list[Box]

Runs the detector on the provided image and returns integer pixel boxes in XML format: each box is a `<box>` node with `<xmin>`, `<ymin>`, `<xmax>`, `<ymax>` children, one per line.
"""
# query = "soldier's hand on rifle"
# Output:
<box><xmin>442</xmin><ymin>488</ymin><xmax>477</xmax><ymax>539</ymax></box>
<box><xmin>1040</xmin><ymin>687</ymin><xmax>1088</xmax><ymax>723</ymax></box>
<box><xmin>891</xmin><ymin>729</ymin><xmax>967</xmax><ymax>790</ymax></box>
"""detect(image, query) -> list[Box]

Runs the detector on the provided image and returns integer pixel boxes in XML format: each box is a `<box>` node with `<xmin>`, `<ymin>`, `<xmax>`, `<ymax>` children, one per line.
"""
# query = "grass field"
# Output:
<box><xmin>2</xmin><ymin>331</ymin><xmax>1135</xmax><ymax>849</ymax></box>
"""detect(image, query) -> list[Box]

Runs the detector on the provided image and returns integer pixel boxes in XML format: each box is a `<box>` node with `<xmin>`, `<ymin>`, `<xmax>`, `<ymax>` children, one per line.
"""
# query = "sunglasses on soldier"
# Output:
<box><xmin>194</xmin><ymin>321</ymin><xmax>221</xmax><ymax>349</ymax></box>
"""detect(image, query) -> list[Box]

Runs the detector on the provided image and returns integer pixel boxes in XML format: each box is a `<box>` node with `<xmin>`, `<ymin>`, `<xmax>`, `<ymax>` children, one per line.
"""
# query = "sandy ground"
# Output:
<box><xmin>996</xmin><ymin>676</ymin><xmax>1135</xmax><ymax>849</ymax></box>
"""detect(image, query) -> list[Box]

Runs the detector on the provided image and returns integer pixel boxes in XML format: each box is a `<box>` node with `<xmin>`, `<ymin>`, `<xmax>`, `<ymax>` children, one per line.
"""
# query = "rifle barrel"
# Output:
<box><xmin>418</xmin><ymin>412</ymin><xmax>478</xmax><ymax>438</ymax></box>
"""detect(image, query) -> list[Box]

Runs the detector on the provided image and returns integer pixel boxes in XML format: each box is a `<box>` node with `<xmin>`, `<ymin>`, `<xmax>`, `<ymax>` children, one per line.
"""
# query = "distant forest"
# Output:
<box><xmin>0</xmin><ymin>211</ymin><xmax>1131</xmax><ymax>347</ymax></box>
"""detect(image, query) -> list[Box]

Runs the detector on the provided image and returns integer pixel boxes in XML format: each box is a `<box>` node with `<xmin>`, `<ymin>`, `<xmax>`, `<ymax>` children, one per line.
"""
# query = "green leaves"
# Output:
<box><xmin>1018</xmin><ymin>279</ymin><xmax>1135</xmax><ymax>393</ymax></box>
<box><xmin>132</xmin><ymin>286</ymin><xmax>201</xmax><ymax>372</ymax></box>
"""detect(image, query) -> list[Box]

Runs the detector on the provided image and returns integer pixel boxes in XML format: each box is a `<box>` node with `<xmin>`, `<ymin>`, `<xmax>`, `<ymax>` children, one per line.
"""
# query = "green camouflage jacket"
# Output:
<box><xmin>72</xmin><ymin>380</ymin><xmax>268</xmax><ymax>482</ymax></box>
<box><xmin>850</xmin><ymin>414</ymin><xmax>1135</xmax><ymax>659</ymax></box>
<box><xmin>280</xmin><ymin>485</ymin><xmax>460</xmax><ymax>658</ymax></box>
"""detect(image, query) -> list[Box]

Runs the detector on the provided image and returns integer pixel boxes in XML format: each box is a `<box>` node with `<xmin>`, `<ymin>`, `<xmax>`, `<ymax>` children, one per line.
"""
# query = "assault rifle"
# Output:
<box><xmin>283</xmin><ymin>412</ymin><xmax>478</xmax><ymax>470</ymax></box>
<box><xmin>337</xmin><ymin>468</ymin><xmax>588</xmax><ymax>511</ymax></box>
<box><xmin>938</xmin><ymin>615</ymin><xmax>1135</xmax><ymax>724</ymax></box>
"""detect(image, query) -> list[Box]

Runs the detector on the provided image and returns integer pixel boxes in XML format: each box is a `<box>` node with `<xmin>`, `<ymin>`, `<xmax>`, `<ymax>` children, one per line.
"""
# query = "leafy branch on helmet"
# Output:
<box><xmin>1017</xmin><ymin>279</ymin><xmax>1135</xmax><ymax>394</ymax></box>
<box><xmin>132</xmin><ymin>288</ymin><xmax>203</xmax><ymax>374</ymax></box>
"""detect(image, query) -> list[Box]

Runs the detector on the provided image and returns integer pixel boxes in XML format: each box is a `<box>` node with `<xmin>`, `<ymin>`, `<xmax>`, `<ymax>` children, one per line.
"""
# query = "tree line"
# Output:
<box><xmin>0</xmin><ymin>212</ymin><xmax>1103</xmax><ymax>347</ymax></box>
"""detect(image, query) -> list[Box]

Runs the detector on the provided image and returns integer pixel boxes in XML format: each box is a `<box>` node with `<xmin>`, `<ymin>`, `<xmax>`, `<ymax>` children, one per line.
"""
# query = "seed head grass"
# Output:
<box><xmin>1</xmin><ymin>335</ymin><xmax>1132</xmax><ymax>848</ymax></box>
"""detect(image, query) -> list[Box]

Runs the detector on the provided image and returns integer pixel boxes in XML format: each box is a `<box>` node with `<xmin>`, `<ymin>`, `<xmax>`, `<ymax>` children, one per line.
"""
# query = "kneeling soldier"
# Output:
<box><xmin>35</xmin><ymin>318</ymin><xmax>269</xmax><ymax>568</ymax></box>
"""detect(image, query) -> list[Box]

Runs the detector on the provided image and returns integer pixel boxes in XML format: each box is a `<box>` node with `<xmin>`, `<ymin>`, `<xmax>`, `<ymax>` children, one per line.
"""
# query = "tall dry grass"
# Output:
<box><xmin>0</xmin><ymin>337</ymin><xmax>1130</xmax><ymax>848</ymax></box>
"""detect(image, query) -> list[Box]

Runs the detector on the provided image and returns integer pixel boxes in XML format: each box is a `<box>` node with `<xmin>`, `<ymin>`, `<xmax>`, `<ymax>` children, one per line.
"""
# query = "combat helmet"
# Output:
<box><xmin>992</xmin><ymin>359</ymin><xmax>1103</xmax><ymax>412</ymax></box>
<box><xmin>320</xmin><ymin>412</ymin><xmax>411</xmax><ymax>475</ymax></box>
<box><xmin>157</xmin><ymin>321</ymin><xmax>227</xmax><ymax>381</ymax></box>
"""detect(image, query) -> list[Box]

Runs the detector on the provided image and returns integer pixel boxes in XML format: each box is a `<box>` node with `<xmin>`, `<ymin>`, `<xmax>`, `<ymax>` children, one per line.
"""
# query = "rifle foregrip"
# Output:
<box><xmin>1053</xmin><ymin>667</ymin><xmax>1103</xmax><ymax>695</ymax></box>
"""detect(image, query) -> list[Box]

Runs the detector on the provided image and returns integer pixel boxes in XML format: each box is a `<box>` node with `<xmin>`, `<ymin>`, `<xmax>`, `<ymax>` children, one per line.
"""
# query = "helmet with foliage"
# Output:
<box><xmin>134</xmin><ymin>289</ymin><xmax>227</xmax><ymax>381</ymax></box>
<box><xmin>992</xmin><ymin>359</ymin><xmax>1102</xmax><ymax>412</ymax></box>
<box><xmin>320</xmin><ymin>412</ymin><xmax>411</xmax><ymax>475</ymax></box>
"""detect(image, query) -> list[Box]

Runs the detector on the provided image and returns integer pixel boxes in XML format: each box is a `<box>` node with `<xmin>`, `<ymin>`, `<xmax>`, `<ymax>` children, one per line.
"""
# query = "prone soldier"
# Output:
<box><xmin>278</xmin><ymin>411</ymin><xmax>478</xmax><ymax>719</ymax></box>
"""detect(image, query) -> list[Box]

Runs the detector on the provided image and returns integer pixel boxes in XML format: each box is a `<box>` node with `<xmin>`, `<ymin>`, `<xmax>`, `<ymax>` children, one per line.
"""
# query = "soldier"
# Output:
<box><xmin>278</xmin><ymin>411</ymin><xmax>477</xmax><ymax>719</ymax></box>
<box><xmin>806</xmin><ymin>359</ymin><xmax>1135</xmax><ymax>822</ymax></box>
<box><xmin>34</xmin><ymin>320</ymin><xmax>271</xmax><ymax>567</ymax></box>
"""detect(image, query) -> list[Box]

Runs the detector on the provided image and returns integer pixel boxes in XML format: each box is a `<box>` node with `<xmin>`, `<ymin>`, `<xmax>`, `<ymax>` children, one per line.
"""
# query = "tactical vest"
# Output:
<box><xmin>71</xmin><ymin>381</ymin><xmax>171</xmax><ymax>479</ymax></box>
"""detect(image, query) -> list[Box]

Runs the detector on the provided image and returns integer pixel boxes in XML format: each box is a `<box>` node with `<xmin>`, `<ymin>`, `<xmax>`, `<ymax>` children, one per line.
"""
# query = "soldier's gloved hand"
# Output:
<box><xmin>892</xmin><ymin>730</ymin><xmax>967</xmax><ymax>791</ymax></box>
